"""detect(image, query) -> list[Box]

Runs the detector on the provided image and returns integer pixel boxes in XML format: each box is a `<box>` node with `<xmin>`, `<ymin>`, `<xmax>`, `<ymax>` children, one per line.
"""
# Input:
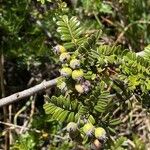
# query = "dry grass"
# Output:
<box><xmin>118</xmin><ymin>99</ymin><xmax>150</xmax><ymax>149</ymax></box>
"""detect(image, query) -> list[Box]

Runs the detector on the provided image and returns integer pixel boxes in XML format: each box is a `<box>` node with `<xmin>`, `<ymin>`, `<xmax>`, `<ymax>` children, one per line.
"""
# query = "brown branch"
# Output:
<box><xmin>0</xmin><ymin>78</ymin><xmax>59</xmax><ymax>108</ymax></box>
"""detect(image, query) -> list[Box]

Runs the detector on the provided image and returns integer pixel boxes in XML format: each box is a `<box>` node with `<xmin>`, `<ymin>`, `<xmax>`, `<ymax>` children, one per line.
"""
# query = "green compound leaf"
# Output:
<box><xmin>44</xmin><ymin>95</ymin><xmax>84</xmax><ymax>123</ymax></box>
<box><xmin>56</xmin><ymin>15</ymin><xmax>84</xmax><ymax>49</ymax></box>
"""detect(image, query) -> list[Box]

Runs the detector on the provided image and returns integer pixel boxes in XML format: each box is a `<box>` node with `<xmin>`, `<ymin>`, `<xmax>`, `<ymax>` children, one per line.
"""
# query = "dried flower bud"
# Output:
<box><xmin>83</xmin><ymin>80</ymin><xmax>91</xmax><ymax>87</ymax></box>
<box><xmin>82</xmin><ymin>80</ymin><xmax>91</xmax><ymax>93</ymax></box>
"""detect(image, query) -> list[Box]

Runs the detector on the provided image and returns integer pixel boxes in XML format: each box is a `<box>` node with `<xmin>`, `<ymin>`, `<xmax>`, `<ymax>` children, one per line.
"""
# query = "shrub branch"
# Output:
<box><xmin>0</xmin><ymin>78</ymin><xmax>58</xmax><ymax>107</ymax></box>
<box><xmin>0</xmin><ymin>51</ymin><xmax>146</xmax><ymax>108</ymax></box>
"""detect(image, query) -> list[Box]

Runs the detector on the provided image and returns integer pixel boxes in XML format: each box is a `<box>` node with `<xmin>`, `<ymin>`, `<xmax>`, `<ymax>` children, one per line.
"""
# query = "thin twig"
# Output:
<box><xmin>0</xmin><ymin>78</ymin><xmax>59</xmax><ymax>107</ymax></box>
<box><xmin>28</xmin><ymin>95</ymin><xmax>36</xmax><ymax>127</ymax></box>
<box><xmin>0</xmin><ymin>121</ymin><xmax>69</xmax><ymax>140</ymax></box>
<box><xmin>101</xmin><ymin>16</ymin><xmax>116</xmax><ymax>26</ymax></box>
<box><xmin>0</xmin><ymin>121</ymin><xmax>41</xmax><ymax>133</ymax></box>
<box><xmin>20</xmin><ymin>95</ymin><xmax>36</xmax><ymax>134</ymax></box>
<box><xmin>9</xmin><ymin>105</ymin><xmax>13</xmax><ymax>145</ymax></box>
<box><xmin>14</xmin><ymin>96</ymin><xmax>33</xmax><ymax>125</ymax></box>
<box><xmin>94</xmin><ymin>12</ymin><xmax>102</xmax><ymax>27</ymax></box>
<box><xmin>115</xmin><ymin>20</ymin><xmax>150</xmax><ymax>45</ymax></box>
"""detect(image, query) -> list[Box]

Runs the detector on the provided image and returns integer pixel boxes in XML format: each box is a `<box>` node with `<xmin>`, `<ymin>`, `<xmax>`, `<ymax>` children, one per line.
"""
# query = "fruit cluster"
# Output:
<box><xmin>53</xmin><ymin>45</ymin><xmax>108</xmax><ymax>148</ymax></box>
<box><xmin>66</xmin><ymin>122</ymin><xmax>107</xmax><ymax>149</ymax></box>
<box><xmin>53</xmin><ymin>45</ymin><xmax>91</xmax><ymax>94</ymax></box>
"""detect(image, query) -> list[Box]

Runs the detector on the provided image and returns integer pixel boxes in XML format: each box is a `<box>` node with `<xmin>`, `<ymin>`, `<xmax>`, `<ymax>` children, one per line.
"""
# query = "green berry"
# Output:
<box><xmin>72</xmin><ymin>69</ymin><xmax>84</xmax><ymax>81</ymax></box>
<box><xmin>66</xmin><ymin>122</ymin><xmax>78</xmax><ymax>132</ymax></box>
<box><xmin>60</xmin><ymin>67</ymin><xmax>72</xmax><ymax>77</ymax></box>
<box><xmin>53</xmin><ymin>45</ymin><xmax>66</xmax><ymax>54</ymax></box>
<box><xmin>70</xmin><ymin>59</ymin><xmax>80</xmax><ymax>69</ymax></box>
<box><xmin>59</xmin><ymin>52</ymin><xmax>70</xmax><ymax>63</ymax></box>
<box><xmin>66</xmin><ymin>122</ymin><xmax>82</xmax><ymax>141</ymax></box>
<box><xmin>83</xmin><ymin>123</ymin><xmax>94</xmax><ymax>136</ymax></box>
<box><xmin>75</xmin><ymin>84</ymin><xmax>84</xmax><ymax>93</ymax></box>
<box><xmin>94</xmin><ymin>127</ymin><xmax>106</xmax><ymax>140</ymax></box>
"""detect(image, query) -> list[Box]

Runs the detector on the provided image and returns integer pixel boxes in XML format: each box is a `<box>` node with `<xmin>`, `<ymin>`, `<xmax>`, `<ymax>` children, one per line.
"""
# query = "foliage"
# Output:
<box><xmin>110</xmin><ymin>136</ymin><xmax>128</xmax><ymax>150</ymax></box>
<box><xmin>0</xmin><ymin>0</ymin><xmax>67</xmax><ymax>62</ymax></box>
<box><xmin>1</xmin><ymin>0</ymin><xmax>150</xmax><ymax>149</ymax></box>
<box><xmin>43</xmin><ymin>15</ymin><xmax>150</xmax><ymax>149</ymax></box>
<box><xmin>114</xmin><ymin>0</ymin><xmax>150</xmax><ymax>50</ymax></box>
<box><xmin>11</xmin><ymin>133</ymin><xmax>36</xmax><ymax>150</ymax></box>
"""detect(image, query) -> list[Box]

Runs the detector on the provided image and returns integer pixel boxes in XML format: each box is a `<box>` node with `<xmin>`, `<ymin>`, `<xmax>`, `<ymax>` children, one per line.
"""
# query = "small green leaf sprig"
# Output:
<box><xmin>44</xmin><ymin>15</ymin><xmax>150</xmax><ymax>148</ymax></box>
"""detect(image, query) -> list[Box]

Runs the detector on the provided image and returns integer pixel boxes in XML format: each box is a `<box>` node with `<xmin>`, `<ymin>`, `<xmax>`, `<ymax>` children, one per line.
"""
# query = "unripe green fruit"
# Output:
<box><xmin>94</xmin><ymin>127</ymin><xmax>106</xmax><ymax>140</ymax></box>
<box><xmin>53</xmin><ymin>45</ymin><xmax>66</xmax><ymax>54</ymax></box>
<box><xmin>70</xmin><ymin>59</ymin><xmax>80</xmax><ymax>69</ymax></box>
<box><xmin>60</xmin><ymin>67</ymin><xmax>72</xmax><ymax>77</ymax></box>
<box><xmin>59</xmin><ymin>52</ymin><xmax>70</xmax><ymax>63</ymax></box>
<box><xmin>66</xmin><ymin>122</ymin><xmax>78</xmax><ymax>132</ymax></box>
<box><xmin>66</xmin><ymin>122</ymin><xmax>82</xmax><ymax>142</ymax></box>
<box><xmin>83</xmin><ymin>123</ymin><xmax>94</xmax><ymax>136</ymax></box>
<box><xmin>72</xmin><ymin>69</ymin><xmax>84</xmax><ymax>81</ymax></box>
<box><xmin>75</xmin><ymin>84</ymin><xmax>84</xmax><ymax>93</ymax></box>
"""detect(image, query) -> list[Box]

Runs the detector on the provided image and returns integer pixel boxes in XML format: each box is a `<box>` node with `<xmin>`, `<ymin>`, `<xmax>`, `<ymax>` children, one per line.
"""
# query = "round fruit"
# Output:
<box><xmin>53</xmin><ymin>45</ymin><xmax>66</xmax><ymax>54</ymax></box>
<box><xmin>60</xmin><ymin>67</ymin><xmax>72</xmax><ymax>77</ymax></box>
<box><xmin>72</xmin><ymin>69</ymin><xmax>84</xmax><ymax>81</ymax></box>
<box><xmin>70</xmin><ymin>59</ymin><xmax>80</xmax><ymax>69</ymax></box>
<box><xmin>94</xmin><ymin>127</ymin><xmax>106</xmax><ymax>140</ymax></box>
<box><xmin>75</xmin><ymin>84</ymin><xmax>84</xmax><ymax>93</ymax></box>
<box><xmin>90</xmin><ymin>139</ymin><xmax>102</xmax><ymax>150</ymax></box>
<box><xmin>59</xmin><ymin>52</ymin><xmax>70</xmax><ymax>63</ymax></box>
<box><xmin>83</xmin><ymin>123</ymin><xmax>95</xmax><ymax>137</ymax></box>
